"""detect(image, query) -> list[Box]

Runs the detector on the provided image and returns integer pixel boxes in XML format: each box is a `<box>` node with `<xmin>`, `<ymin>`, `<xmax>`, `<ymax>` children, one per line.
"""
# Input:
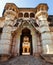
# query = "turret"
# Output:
<box><xmin>0</xmin><ymin>3</ymin><xmax>18</xmax><ymax>61</ymax></box>
<box><xmin>35</xmin><ymin>3</ymin><xmax>53</xmax><ymax>54</ymax></box>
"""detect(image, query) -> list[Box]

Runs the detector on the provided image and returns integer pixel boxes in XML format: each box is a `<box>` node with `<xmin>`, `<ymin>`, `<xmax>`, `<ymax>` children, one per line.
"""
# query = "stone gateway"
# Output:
<box><xmin>0</xmin><ymin>3</ymin><xmax>53</xmax><ymax>65</ymax></box>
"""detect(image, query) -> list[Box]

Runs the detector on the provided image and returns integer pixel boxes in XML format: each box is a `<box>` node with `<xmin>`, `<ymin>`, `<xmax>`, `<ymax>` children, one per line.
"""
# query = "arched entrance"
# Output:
<box><xmin>20</xmin><ymin>28</ymin><xmax>33</xmax><ymax>55</ymax></box>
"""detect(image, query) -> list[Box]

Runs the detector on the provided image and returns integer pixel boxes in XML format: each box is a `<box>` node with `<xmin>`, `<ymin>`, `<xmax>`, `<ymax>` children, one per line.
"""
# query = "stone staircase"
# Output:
<box><xmin>0</xmin><ymin>55</ymin><xmax>53</xmax><ymax>65</ymax></box>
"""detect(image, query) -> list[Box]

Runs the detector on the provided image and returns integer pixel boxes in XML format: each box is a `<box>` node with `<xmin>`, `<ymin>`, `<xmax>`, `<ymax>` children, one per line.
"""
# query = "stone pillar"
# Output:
<box><xmin>11</xmin><ymin>35</ymin><xmax>18</xmax><ymax>56</ymax></box>
<box><xmin>0</xmin><ymin>20</ymin><xmax>14</xmax><ymax>61</ymax></box>
<box><xmin>0</xmin><ymin>10</ymin><xmax>17</xmax><ymax>61</ymax></box>
<box><xmin>35</xmin><ymin>4</ymin><xmax>53</xmax><ymax>54</ymax></box>
<box><xmin>37</xmin><ymin>35</ymin><xmax>42</xmax><ymax>54</ymax></box>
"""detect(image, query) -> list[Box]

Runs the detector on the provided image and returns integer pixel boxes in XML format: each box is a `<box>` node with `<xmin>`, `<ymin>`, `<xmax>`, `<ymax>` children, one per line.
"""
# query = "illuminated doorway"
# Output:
<box><xmin>20</xmin><ymin>28</ymin><xmax>33</xmax><ymax>55</ymax></box>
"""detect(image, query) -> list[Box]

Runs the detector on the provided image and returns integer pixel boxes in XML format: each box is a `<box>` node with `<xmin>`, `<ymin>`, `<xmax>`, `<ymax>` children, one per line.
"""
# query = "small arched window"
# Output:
<box><xmin>24</xmin><ymin>13</ymin><xmax>29</xmax><ymax>17</ymax></box>
<box><xmin>18</xmin><ymin>13</ymin><xmax>23</xmax><ymax>17</ymax></box>
<box><xmin>30</xmin><ymin>13</ymin><xmax>35</xmax><ymax>18</ymax></box>
<box><xmin>12</xmin><ymin>9</ymin><xmax>15</xmax><ymax>11</ymax></box>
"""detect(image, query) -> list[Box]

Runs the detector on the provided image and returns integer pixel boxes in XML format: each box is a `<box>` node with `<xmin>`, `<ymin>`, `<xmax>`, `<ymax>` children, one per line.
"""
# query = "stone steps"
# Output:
<box><xmin>0</xmin><ymin>55</ymin><xmax>53</xmax><ymax>65</ymax></box>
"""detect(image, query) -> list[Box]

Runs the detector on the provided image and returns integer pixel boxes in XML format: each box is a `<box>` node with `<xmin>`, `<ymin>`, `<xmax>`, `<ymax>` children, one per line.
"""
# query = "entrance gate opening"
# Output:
<box><xmin>20</xmin><ymin>28</ymin><xmax>33</xmax><ymax>55</ymax></box>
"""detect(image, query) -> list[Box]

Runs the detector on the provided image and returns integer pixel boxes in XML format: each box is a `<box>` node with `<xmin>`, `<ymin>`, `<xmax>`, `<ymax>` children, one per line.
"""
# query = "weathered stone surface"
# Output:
<box><xmin>0</xmin><ymin>56</ymin><xmax>53</xmax><ymax>65</ymax></box>
<box><xmin>0</xmin><ymin>44</ymin><xmax>11</xmax><ymax>54</ymax></box>
<box><xmin>0</xmin><ymin>3</ymin><xmax>53</xmax><ymax>65</ymax></box>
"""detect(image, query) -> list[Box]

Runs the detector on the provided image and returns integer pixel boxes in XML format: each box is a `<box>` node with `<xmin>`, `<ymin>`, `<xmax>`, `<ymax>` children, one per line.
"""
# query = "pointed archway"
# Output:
<box><xmin>19</xmin><ymin>27</ymin><xmax>33</xmax><ymax>55</ymax></box>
